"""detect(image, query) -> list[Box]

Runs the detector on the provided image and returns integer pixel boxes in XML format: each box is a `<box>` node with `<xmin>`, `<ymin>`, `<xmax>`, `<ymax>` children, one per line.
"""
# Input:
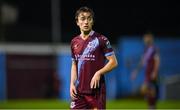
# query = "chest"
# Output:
<box><xmin>73</xmin><ymin>37</ymin><xmax>100</xmax><ymax>55</ymax></box>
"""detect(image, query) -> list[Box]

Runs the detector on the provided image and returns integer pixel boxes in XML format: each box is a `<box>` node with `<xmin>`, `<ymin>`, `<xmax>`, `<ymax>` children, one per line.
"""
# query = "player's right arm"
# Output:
<box><xmin>70</xmin><ymin>60</ymin><xmax>78</xmax><ymax>100</ymax></box>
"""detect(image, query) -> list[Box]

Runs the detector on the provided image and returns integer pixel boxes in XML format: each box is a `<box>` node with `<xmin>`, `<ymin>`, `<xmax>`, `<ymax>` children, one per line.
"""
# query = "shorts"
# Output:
<box><xmin>70</xmin><ymin>85</ymin><xmax>106</xmax><ymax>109</ymax></box>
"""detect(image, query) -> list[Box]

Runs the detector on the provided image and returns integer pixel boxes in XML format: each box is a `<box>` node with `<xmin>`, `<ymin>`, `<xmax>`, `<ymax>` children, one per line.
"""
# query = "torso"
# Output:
<box><xmin>71</xmin><ymin>31</ymin><xmax>113</xmax><ymax>94</ymax></box>
<box><xmin>142</xmin><ymin>45</ymin><xmax>157</xmax><ymax>82</ymax></box>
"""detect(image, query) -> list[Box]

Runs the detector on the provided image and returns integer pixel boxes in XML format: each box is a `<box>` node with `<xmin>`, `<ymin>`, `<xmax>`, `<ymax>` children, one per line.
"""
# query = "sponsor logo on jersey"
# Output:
<box><xmin>75</xmin><ymin>54</ymin><xmax>95</xmax><ymax>61</ymax></box>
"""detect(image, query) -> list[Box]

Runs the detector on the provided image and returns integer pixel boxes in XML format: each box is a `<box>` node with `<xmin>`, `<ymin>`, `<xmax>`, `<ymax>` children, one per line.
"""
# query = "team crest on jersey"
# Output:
<box><xmin>87</xmin><ymin>37</ymin><xmax>99</xmax><ymax>52</ymax></box>
<box><xmin>87</xmin><ymin>42</ymin><xmax>96</xmax><ymax>49</ymax></box>
<box><xmin>74</xmin><ymin>44</ymin><xmax>79</xmax><ymax>50</ymax></box>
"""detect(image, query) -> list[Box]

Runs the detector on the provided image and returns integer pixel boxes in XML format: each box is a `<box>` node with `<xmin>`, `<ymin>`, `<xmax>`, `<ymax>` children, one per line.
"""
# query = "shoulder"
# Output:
<box><xmin>94</xmin><ymin>32</ymin><xmax>108</xmax><ymax>42</ymax></box>
<box><xmin>94</xmin><ymin>32</ymin><xmax>112</xmax><ymax>49</ymax></box>
<box><xmin>71</xmin><ymin>35</ymin><xmax>80</xmax><ymax>44</ymax></box>
<box><xmin>152</xmin><ymin>45</ymin><xmax>159</xmax><ymax>51</ymax></box>
<box><xmin>150</xmin><ymin>45</ymin><xmax>159</xmax><ymax>55</ymax></box>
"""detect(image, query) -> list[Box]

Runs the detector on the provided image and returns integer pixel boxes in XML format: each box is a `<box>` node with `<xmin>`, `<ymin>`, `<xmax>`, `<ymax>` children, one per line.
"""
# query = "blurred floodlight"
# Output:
<box><xmin>1</xmin><ymin>3</ymin><xmax>18</xmax><ymax>24</ymax></box>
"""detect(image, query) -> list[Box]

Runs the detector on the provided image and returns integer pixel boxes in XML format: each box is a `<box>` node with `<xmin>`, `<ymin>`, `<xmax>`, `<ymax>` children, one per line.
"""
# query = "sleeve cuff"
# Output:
<box><xmin>105</xmin><ymin>51</ymin><xmax>114</xmax><ymax>57</ymax></box>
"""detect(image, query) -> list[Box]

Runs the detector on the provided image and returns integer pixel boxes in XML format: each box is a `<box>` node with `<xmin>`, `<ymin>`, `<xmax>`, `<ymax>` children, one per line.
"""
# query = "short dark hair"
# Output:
<box><xmin>144</xmin><ymin>31</ymin><xmax>154</xmax><ymax>36</ymax></box>
<box><xmin>75</xmin><ymin>6</ymin><xmax>94</xmax><ymax>21</ymax></box>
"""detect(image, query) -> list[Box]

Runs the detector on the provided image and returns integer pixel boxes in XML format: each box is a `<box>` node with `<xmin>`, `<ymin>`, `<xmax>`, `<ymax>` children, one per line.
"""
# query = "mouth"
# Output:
<box><xmin>84</xmin><ymin>26</ymin><xmax>89</xmax><ymax>28</ymax></box>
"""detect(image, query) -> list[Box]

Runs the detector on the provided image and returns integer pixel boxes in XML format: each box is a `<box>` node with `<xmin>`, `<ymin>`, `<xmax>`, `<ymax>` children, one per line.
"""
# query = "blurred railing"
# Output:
<box><xmin>0</xmin><ymin>37</ymin><xmax>180</xmax><ymax>101</ymax></box>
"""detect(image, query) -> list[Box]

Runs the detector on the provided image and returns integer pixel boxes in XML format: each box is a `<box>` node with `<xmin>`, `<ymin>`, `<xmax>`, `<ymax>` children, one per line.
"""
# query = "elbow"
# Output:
<box><xmin>113</xmin><ymin>60</ymin><xmax>118</xmax><ymax>69</ymax></box>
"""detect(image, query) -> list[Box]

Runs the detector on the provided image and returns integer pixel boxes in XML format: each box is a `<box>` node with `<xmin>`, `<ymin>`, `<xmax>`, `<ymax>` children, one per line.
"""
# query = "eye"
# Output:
<box><xmin>88</xmin><ymin>17</ymin><xmax>92</xmax><ymax>21</ymax></box>
<box><xmin>80</xmin><ymin>17</ymin><xmax>86</xmax><ymax>21</ymax></box>
<box><xmin>87</xmin><ymin>16</ymin><xmax>93</xmax><ymax>21</ymax></box>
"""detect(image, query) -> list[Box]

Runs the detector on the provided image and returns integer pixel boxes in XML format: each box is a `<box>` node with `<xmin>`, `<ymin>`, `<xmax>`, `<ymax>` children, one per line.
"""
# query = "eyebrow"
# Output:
<box><xmin>79</xmin><ymin>15</ymin><xmax>92</xmax><ymax>18</ymax></box>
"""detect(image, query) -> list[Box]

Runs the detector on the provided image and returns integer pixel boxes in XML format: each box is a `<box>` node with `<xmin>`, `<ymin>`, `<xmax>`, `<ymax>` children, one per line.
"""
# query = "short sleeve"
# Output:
<box><xmin>154</xmin><ymin>47</ymin><xmax>160</xmax><ymax>58</ymax></box>
<box><xmin>99</xmin><ymin>36</ymin><xmax>114</xmax><ymax>57</ymax></box>
<box><xmin>71</xmin><ymin>40</ymin><xmax>76</xmax><ymax>61</ymax></box>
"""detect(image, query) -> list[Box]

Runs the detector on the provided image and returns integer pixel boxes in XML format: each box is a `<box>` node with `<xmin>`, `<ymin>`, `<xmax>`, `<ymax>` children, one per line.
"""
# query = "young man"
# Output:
<box><xmin>131</xmin><ymin>32</ymin><xmax>160</xmax><ymax>109</ymax></box>
<box><xmin>70</xmin><ymin>7</ymin><xmax>118</xmax><ymax>109</ymax></box>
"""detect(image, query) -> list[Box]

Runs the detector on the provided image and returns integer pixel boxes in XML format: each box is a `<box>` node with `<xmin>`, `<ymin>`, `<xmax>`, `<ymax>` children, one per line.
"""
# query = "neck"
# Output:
<box><xmin>80</xmin><ymin>30</ymin><xmax>92</xmax><ymax>39</ymax></box>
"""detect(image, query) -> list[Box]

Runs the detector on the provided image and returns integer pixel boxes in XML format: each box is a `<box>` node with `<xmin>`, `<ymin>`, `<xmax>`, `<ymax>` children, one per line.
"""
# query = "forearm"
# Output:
<box><xmin>70</xmin><ymin>62</ymin><xmax>77</xmax><ymax>85</ymax></box>
<box><xmin>71</xmin><ymin>72</ymin><xmax>77</xmax><ymax>85</ymax></box>
<box><xmin>97</xmin><ymin>55</ymin><xmax>118</xmax><ymax>76</ymax></box>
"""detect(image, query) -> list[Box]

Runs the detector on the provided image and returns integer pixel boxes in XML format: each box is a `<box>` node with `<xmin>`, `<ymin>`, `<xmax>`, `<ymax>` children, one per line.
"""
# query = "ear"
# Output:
<box><xmin>76</xmin><ymin>20</ymin><xmax>79</xmax><ymax>26</ymax></box>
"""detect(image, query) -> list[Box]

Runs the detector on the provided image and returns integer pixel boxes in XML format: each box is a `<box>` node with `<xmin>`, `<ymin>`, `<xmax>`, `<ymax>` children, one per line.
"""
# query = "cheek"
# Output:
<box><xmin>77</xmin><ymin>23</ymin><xmax>81</xmax><ymax>27</ymax></box>
<box><xmin>77</xmin><ymin>21</ymin><xmax>83</xmax><ymax>27</ymax></box>
<box><xmin>91</xmin><ymin>22</ymin><xmax>93</xmax><ymax>26</ymax></box>
<box><xmin>89</xmin><ymin>21</ymin><xmax>93</xmax><ymax>26</ymax></box>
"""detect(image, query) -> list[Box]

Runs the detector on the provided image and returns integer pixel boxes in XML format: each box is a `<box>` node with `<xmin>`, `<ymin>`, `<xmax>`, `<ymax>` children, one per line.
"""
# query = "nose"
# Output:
<box><xmin>84</xmin><ymin>19</ymin><xmax>88</xmax><ymax>24</ymax></box>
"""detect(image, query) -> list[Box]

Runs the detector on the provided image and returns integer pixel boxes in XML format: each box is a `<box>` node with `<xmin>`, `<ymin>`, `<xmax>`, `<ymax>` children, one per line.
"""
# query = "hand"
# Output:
<box><xmin>70</xmin><ymin>84</ymin><xmax>77</xmax><ymax>100</ymax></box>
<box><xmin>141</xmin><ymin>83</ymin><xmax>148</xmax><ymax>95</ymax></box>
<box><xmin>151</xmin><ymin>72</ymin><xmax>157</xmax><ymax>81</ymax></box>
<box><xmin>131</xmin><ymin>70</ymin><xmax>138</xmax><ymax>80</ymax></box>
<box><xmin>90</xmin><ymin>71</ymin><xmax>101</xmax><ymax>89</ymax></box>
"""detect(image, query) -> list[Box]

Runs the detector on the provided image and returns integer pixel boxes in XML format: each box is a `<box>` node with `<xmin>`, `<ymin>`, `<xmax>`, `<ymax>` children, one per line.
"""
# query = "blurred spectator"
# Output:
<box><xmin>1</xmin><ymin>3</ymin><xmax>18</xmax><ymax>25</ymax></box>
<box><xmin>0</xmin><ymin>2</ymin><xmax>18</xmax><ymax>41</ymax></box>
<box><xmin>131</xmin><ymin>32</ymin><xmax>160</xmax><ymax>109</ymax></box>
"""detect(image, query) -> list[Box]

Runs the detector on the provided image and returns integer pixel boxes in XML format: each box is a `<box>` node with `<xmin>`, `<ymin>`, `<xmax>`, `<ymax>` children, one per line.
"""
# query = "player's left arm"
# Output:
<box><xmin>98</xmin><ymin>54</ymin><xmax>118</xmax><ymax>75</ymax></box>
<box><xmin>90</xmin><ymin>54</ymin><xmax>118</xmax><ymax>89</ymax></box>
<box><xmin>151</xmin><ymin>52</ymin><xmax>160</xmax><ymax>80</ymax></box>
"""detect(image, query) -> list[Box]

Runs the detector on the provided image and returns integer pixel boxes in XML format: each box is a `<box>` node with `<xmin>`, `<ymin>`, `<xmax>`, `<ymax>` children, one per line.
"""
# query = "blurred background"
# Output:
<box><xmin>0</xmin><ymin>0</ymin><xmax>180</xmax><ymax>109</ymax></box>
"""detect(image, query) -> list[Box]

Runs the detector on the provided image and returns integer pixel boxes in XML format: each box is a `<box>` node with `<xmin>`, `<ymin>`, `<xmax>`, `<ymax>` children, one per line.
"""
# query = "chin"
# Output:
<box><xmin>83</xmin><ymin>29</ymin><xmax>91</xmax><ymax>32</ymax></box>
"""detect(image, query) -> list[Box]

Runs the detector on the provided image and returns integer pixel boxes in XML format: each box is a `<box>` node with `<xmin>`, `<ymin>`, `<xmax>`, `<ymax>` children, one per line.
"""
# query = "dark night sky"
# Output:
<box><xmin>2</xmin><ymin>0</ymin><xmax>180</xmax><ymax>43</ymax></box>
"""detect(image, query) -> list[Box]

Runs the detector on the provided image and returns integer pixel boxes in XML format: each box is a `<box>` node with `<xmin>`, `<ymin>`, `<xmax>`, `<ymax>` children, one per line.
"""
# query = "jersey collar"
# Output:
<box><xmin>80</xmin><ymin>30</ymin><xmax>95</xmax><ymax>38</ymax></box>
<box><xmin>89</xmin><ymin>30</ymin><xmax>95</xmax><ymax>36</ymax></box>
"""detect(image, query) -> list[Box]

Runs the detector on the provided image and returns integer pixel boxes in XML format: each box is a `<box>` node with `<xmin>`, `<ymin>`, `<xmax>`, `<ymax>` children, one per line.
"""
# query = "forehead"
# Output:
<box><xmin>78</xmin><ymin>12</ymin><xmax>92</xmax><ymax>18</ymax></box>
<box><xmin>144</xmin><ymin>34</ymin><xmax>153</xmax><ymax>40</ymax></box>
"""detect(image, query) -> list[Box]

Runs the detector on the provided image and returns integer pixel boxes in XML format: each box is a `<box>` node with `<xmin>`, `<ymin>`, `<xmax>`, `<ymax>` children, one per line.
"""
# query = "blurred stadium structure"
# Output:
<box><xmin>0</xmin><ymin>38</ymin><xmax>180</xmax><ymax>101</ymax></box>
<box><xmin>0</xmin><ymin>0</ymin><xmax>180</xmax><ymax>109</ymax></box>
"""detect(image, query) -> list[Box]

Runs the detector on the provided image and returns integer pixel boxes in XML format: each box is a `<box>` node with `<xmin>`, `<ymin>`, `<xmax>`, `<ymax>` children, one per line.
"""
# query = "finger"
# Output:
<box><xmin>72</xmin><ymin>88</ymin><xmax>77</xmax><ymax>95</ymax></box>
<box><xmin>70</xmin><ymin>93</ymin><xmax>74</xmax><ymax>99</ymax></box>
<box><xmin>92</xmin><ymin>81</ymin><xmax>95</xmax><ymax>89</ymax></box>
<box><xmin>73</xmin><ymin>87</ymin><xmax>77</xmax><ymax>94</ymax></box>
<box><xmin>71</xmin><ymin>92</ymin><xmax>77</xmax><ymax>100</ymax></box>
<box><xmin>71</xmin><ymin>94</ymin><xmax>77</xmax><ymax>100</ymax></box>
<box><xmin>72</xmin><ymin>92</ymin><xmax>76</xmax><ymax>98</ymax></box>
<box><xmin>72</xmin><ymin>89</ymin><xmax>77</xmax><ymax>96</ymax></box>
<box><xmin>72</xmin><ymin>94</ymin><xmax>77</xmax><ymax>99</ymax></box>
<box><xmin>92</xmin><ymin>80</ymin><xmax>95</xmax><ymax>89</ymax></box>
<box><xmin>90</xmin><ymin>80</ymin><xmax>94</xmax><ymax>89</ymax></box>
<box><xmin>94</xmin><ymin>80</ymin><xmax>97</xmax><ymax>89</ymax></box>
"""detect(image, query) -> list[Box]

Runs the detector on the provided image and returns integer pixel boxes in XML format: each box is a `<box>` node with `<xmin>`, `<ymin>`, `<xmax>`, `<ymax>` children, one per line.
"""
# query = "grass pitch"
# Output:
<box><xmin>0</xmin><ymin>99</ymin><xmax>180</xmax><ymax>109</ymax></box>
